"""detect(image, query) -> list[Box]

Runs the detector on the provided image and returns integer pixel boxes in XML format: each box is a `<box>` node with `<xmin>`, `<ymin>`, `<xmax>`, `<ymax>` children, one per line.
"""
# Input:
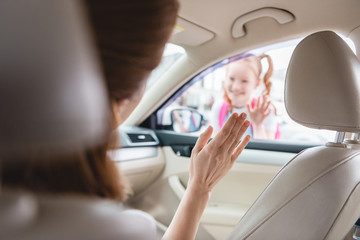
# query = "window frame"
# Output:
<box><xmin>139</xmin><ymin>37</ymin><xmax>356</xmax><ymax>153</ymax></box>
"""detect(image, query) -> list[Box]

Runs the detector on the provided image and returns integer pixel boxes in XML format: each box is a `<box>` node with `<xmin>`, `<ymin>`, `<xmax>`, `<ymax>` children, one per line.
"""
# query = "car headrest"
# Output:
<box><xmin>285</xmin><ymin>31</ymin><xmax>360</xmax><ymax>132</ymax></box>
<box><xmin>0</xmin><ymin>0</ymin><xmax>109</xmax><ymax>158</ymax></box>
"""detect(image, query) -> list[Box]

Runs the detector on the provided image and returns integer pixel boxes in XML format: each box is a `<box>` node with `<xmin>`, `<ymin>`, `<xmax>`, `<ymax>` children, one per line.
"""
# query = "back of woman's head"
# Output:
<box><xmin>85</xmin><ymin>0</ymin><xmax>179</xmax><ymax>101</ymax></box>
<box><xmin>2</xmin><ymin>0</ymin><xmax>179</xmax><ymax>202</ymax></box>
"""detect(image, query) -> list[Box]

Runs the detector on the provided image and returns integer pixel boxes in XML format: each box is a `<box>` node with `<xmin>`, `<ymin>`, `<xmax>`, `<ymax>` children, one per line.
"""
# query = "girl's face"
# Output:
<box><xmin>224</xmin><ymin>61</ymin><xmax>259</xmax><ymax>108</ymax></box>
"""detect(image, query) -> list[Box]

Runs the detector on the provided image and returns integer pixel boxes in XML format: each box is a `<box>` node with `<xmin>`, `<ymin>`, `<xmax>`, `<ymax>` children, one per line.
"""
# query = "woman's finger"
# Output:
<box><xmin>224</xmin><ymin>113</ymin><xmax>246</xmax><ymax>150</ymax></box>
<box><xmin>192</xmin><ymin>125</ymin><xmax>213</xmax><ymax>154</ymax></box>
<box><xmin>228</xmin><ymin>120</ymin><xmax>250</xmax><ymax>153</ymax></box>
<box><xmin>209</xmin><ymin>113</ymin><xmax>238</xmax><ymax>148</ymax></box>
<box><xmin>231</xmin><ymin>135</ymin><xmax>251</xmax><ymax>162</ymax></box>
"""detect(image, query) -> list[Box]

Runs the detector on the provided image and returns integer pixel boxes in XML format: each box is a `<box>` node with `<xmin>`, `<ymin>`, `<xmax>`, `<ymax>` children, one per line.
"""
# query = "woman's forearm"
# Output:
<box><xmin>162</xmin><ymin>185</ymin><xmax>210</xmax><ymax>240</ymax></box>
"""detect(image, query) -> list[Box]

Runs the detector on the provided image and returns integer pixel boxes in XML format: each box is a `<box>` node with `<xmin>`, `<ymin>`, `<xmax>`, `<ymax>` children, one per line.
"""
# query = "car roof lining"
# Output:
<box><xmin>125</xmin><ymin>0</ymin><xmax>360</xmax><ymax>126</ymax></box>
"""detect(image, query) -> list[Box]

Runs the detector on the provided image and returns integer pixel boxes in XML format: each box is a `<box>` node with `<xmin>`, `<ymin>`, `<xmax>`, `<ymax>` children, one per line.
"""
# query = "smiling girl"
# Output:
<box><xmin>211</xmin><ymin>54</ymin><xmax>279</xmax><ymax>140</ymax></box>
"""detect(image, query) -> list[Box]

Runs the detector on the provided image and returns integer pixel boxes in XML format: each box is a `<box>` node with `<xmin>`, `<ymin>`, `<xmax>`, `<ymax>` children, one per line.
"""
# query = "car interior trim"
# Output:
<box><xmin>155</xmin><ymin>130</ymin><xmax>320</xmax><ymax>153</ymax></box>
<box><xmin>109</xmin><ymin>147</ymin><xmax>158</xmax><ymax>162</ymax></box>
<box><xmin>232</xmin><ymin>7</ymin><xmax>295</xmax><ymax>38</ymax></box>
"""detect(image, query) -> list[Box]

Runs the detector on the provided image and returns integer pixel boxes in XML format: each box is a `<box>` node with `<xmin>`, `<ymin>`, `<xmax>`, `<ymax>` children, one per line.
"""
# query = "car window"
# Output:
<box><xmin>157</xmin><ymin>37</ymin><xmax>356</xmax><ymax>145</ymax></box>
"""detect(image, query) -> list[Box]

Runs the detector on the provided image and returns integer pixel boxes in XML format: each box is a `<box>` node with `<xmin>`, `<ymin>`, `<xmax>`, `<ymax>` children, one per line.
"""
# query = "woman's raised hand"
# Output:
<box><xmin>163</xmin><ymin>113</ymin><xmax>250</xmax><ymax>240</ymax></box>
<box><xmin>246</xmin><ymin>95</ymin><xmax>272</xmax><ymax>127</ymax></box>
<box><xmin>188</xmin><ymin>112</ymin><xmax>250</xmax><ymax>193</ymax></box>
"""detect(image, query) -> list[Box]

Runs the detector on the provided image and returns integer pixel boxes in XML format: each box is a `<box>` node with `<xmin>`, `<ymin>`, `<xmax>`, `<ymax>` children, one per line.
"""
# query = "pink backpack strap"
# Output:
<box><xmin>218</xmin><ymin>101</ymin><xmax>230</xmax><ymax>127</ymax></box>
<box><xmin>275</xmin><ymin>123</ymin><xmax>281</xmax><ymax>139</ymax></box>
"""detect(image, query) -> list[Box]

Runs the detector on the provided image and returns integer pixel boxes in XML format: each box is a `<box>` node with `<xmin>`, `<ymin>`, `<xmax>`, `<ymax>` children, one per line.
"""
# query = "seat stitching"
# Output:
<box><xmin>242</xmin><ymin>151</ymin><xmax>360</xmax><ymax>239</ymax></box>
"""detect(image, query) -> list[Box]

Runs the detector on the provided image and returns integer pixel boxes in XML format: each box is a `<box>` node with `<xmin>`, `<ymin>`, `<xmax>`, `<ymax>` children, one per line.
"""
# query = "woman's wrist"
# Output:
<box><xmin>163</xmin><ymin>180</ymin><xmax>211</xmax><ymax>240</ymax></box>
<box><xmin>186</xmin><ymin>180</ymin><xmax>212</xmax><ymax>199</ymax></box>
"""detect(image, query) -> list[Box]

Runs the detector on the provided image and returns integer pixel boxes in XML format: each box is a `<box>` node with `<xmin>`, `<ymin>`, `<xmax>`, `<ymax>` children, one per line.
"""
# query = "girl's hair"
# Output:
<box><xmin>223</xmin><ymin>54</ymin><xmax>274</xmax><ymax>112</ymax></box>
<box><xmin>2</xmin><ymin>0</ymin><xmax>179</xmax><ymax>202</ymax></box>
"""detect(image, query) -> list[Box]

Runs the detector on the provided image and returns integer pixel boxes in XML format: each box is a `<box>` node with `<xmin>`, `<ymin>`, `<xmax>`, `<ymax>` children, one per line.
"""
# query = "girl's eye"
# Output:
<box><xmin>229</xmin><ymin>77</ymin><xmax>235</xmax><ymax>82</ymax></box>
<box><xmin>242</xmin><ymin>79</ymin><xmax>248</xmax><ymax>83</ymax></box>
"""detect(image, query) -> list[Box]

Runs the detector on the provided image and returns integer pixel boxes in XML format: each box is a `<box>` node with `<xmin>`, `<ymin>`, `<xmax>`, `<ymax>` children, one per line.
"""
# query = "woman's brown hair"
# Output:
<box><xmin>2</xmin><ymin>0</ymin><xmax>179</xmax><ymax>201</ymax></box>
<box><xmin>2</xmin><ymin>146</ymin><xmax>127</xmax><ymax>201</ymax></box>
<box><xmin>86</xmin><ymin>0</ymin><xmax>179</xmax><ymax>101</ymax></box>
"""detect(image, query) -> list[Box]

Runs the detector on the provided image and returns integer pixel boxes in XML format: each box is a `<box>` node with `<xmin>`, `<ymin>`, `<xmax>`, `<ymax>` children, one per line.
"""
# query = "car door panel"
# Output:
<box><xmin>160</xmin><ymin>146</ymin><xmax>293</xmax><ymax>239</ymax></box>
<box><xmin>110</xmin><ymin>127</ymin><xmax>165</xmax><ymax>195</ymax></box>
<box><xmin>114</xmin><ymin>148</ymin><xmax>165</xmax><ymax>194</ymax></box>
<box><xmin>120</xmin><ymin>127</ymin><xmax>300</xmax><ymax>239</ymax></box>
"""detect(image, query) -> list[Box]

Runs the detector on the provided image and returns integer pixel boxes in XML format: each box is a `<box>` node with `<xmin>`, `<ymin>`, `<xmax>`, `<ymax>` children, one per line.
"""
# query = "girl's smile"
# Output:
<box><xmin>224</xmin><ymin>61</ymin><xmax>259</xmax><ymax>108</ymax></box>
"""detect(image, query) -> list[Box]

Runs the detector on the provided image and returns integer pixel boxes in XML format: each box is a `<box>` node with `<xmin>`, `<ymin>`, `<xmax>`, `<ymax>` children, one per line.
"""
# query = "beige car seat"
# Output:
<box><xmin>227</xmin><ymin>31</ymin><xmax>360</xmax><ymax>240</ymax></box>
<box><xmin>0</xmin><ymin>1</ymin><xmax>157</xmax><ymax>239</ymax></box>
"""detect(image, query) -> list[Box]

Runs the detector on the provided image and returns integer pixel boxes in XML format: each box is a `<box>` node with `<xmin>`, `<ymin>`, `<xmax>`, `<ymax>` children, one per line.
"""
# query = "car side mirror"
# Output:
<box><xmin>170</xmin><ymin>108</ymin><xmax>205</xmax><ymax>133</ymax></box>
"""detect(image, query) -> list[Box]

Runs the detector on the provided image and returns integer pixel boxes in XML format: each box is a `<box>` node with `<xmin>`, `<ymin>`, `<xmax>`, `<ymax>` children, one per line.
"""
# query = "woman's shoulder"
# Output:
<box><xmin>97</xmin><ymin>201</ymin><xmax>158</xmax><ymax>239</ymax></box>
<box><xmin>7</xmin><ymin>193</ymin><xmax>159</xmax><ymax>240</ymax></box>
<box><xmin>120</xmin><ymin>209</ymin><xmax>157</xmax><ymax>226</ymax></box>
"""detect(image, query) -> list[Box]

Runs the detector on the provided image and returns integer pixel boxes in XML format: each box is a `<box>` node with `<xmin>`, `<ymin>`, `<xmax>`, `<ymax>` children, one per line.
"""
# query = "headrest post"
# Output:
<box><xmin>0</xmin><ymin>161</ymin><xmax>2</xmax><ymax>194</ymax></box>
<box><xmin>335</xmin><ymin>132</ymin><xmax>346</xmax><ymax>144</ymax></box>
<box><xmin>353</xmin><ymin>133</ymin><xmax>360</xmax><ymax>141</ymax></box>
